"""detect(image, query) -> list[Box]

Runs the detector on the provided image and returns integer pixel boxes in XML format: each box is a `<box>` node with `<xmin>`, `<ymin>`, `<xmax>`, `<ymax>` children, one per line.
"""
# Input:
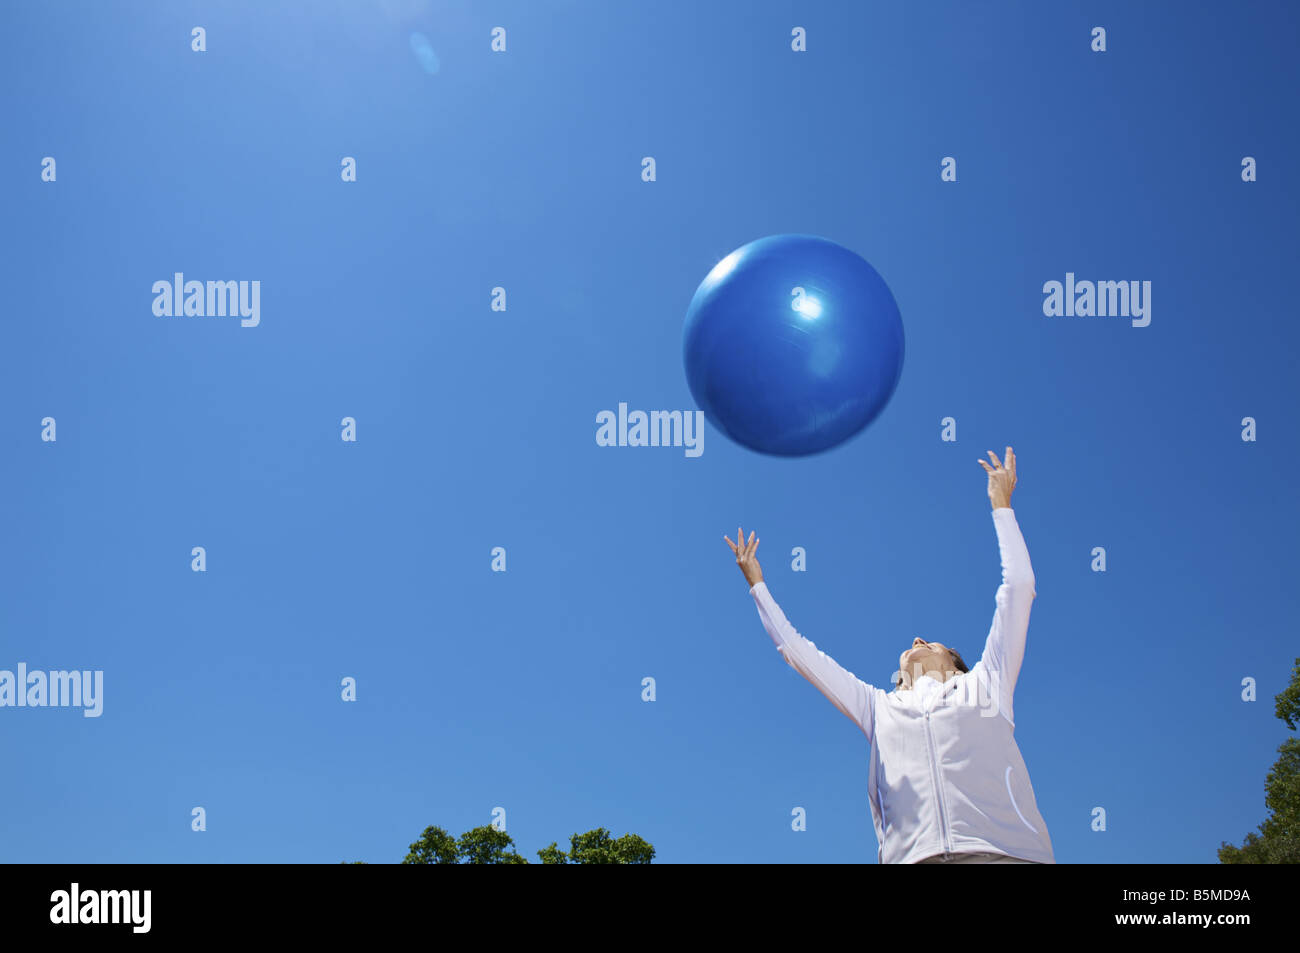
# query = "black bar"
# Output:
<box><xmin>0</xmin><ymin>863</ymin><xmax>1284</xmax><ymax>940</ymax></box>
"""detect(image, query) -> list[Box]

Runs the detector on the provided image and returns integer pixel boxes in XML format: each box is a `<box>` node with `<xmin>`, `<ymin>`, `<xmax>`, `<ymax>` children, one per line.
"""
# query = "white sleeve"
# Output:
<box><xmin>977</xmin><ymin>508</ymin><xmax>1038</xmax><ymax>718</ymax></box>
<box><xmin>751</xmin><ymin>581</ymin><xmax>874</xmax><ymax>739</ymax></box>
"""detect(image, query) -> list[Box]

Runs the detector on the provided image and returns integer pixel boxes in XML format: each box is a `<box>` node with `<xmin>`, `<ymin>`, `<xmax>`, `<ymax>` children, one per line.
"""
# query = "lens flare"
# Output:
<box><xmin>409</xmin><ymin>32</ymin><xmax>440</xmax><ymax>74</ymax></box>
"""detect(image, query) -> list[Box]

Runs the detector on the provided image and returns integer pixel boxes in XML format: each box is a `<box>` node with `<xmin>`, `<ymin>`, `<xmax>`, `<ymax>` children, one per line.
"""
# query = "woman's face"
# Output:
<box><xmin>898</xmin><ymin>637</ymin><xmax>956</xmax><ymax>686</ymax></box>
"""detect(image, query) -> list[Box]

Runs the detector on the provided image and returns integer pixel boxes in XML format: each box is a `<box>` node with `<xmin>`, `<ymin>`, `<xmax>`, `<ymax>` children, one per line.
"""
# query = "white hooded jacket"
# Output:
<box><xmin>750</xmin><ymin>507</ymin><xmax>1054</xmax><ymax>864</ymax></box>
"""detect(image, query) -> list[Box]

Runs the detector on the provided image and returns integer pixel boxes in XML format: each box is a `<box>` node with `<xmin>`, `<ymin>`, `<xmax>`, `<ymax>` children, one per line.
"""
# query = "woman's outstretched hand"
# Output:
<box><xmin>724</xmin><ymin>526</ymin><xmax>764</xmax><ymax>588</ymax></box>
<box><xmin>978</xmin><ymin>446</ymin><xmax>1017</xmax><ymax>510</ymax></box>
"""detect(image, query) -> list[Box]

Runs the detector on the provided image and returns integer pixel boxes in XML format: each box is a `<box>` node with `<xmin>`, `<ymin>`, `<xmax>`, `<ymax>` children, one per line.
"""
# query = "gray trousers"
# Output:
<box><xmin>917</xmin><ymin>851</ymin><xmax>1042</xmax><ymax>864</ymax></box>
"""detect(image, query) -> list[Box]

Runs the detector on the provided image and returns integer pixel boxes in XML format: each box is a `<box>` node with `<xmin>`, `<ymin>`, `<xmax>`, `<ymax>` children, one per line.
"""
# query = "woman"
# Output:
<box><xmin>725</xmin><ymin>447</ymin><xmax>1054</xmax><ymax>864</ymax></box>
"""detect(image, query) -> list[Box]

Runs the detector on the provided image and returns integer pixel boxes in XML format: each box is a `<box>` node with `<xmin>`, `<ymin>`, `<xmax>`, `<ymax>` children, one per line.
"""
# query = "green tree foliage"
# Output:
<box><xmin>1219</xmin><ymin>658</ymin><xmax>1300</xmax><ymax>863</ymax></box>
<box><xmin>396</xmin><ymin>824</ymin><xmax>651</xmax><ymax>864</ymax></box>
<box><xmin>401</xmin><ymin>825</ymin><xmax>525</xmax><ymax>864</ymax></box>
<box><xmin>454</xmin><ymin>825</ymin><xmax>528</xmax><ymax>865</ymax></box>
<box><xmin>537</xmin><ymin>827</ymin><xmax>655</xmax><ymax>864</ymax></box>
<box><xmin>402</xmin><ymin>825</ymin><xmax>458</xmax><ymax>864</ymax></box>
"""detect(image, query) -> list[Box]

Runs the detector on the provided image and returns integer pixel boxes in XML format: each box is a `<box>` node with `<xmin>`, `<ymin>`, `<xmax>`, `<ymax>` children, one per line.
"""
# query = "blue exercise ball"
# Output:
<box><xmin>682</xmin><ymin>234</ymin><xmax>904</xmax><ymax>456</ymax></box>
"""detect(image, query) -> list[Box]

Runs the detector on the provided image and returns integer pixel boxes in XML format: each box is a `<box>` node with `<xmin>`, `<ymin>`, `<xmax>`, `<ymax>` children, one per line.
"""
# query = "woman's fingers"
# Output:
<box><xmin>978</xmin><ymin>447</ymin><xmax>1018</xmax><ymax>472</ymax></box>
<box><xmin>977</xmin><ymin>459</ymin><xmax>992</xmax><ymax>472</ymax></box>
<box><xmin>723</xmin><ymin>528</ymin><xmax>760</xmax><ymax>561</ymax></box>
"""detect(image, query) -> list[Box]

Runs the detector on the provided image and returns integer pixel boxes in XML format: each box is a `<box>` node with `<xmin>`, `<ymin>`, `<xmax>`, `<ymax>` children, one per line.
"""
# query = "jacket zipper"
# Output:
<box><xmin>924</xmin><ymin>710</ymin><xmax>953</xmax><ymax>853</ymax></box>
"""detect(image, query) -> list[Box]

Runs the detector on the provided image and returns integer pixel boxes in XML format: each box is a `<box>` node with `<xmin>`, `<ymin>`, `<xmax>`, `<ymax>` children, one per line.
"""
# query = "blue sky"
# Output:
<box><xmin>2</xmin><ymin>0</ymin><xmax>1297</xmax><ymax>863</ymax></box>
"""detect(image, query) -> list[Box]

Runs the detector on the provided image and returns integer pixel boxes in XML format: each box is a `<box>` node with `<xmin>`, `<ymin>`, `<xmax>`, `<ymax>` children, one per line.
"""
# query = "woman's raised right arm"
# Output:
<box><xmin>726</xmin><ymin>528</ymin><xmax>875</xmax><ymax>738</ymax></box>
